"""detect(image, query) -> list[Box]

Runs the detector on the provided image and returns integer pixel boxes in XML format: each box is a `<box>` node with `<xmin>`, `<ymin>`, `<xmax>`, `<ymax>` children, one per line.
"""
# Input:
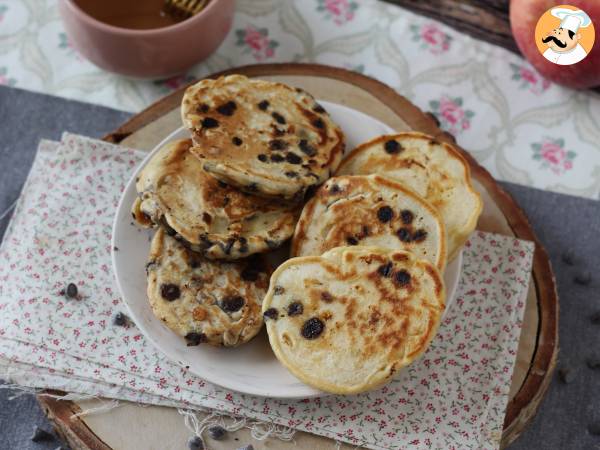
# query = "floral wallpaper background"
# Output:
<box><xmin>1</xmin><ymin>0</ymin><xmax>600</xmax><ymax>198</ymax></box>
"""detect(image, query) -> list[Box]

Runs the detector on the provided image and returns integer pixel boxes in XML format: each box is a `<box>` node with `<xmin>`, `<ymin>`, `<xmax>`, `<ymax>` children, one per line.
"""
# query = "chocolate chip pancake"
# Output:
<box><xmin>336</xmin><ymin>132</ymin><xmax>482</xmax><ymax>260</ymax></box>
<box><xmin>132</xmin><ymin>139</ymin><xmax>298</xmax><ymax>260</ymax></box>
<box><xmin>181</xmin><ymin>75</ymin><xmax>345</xmax><ymax>200</ymax></box>
<box><xmin>291</xmin><ymin>174</ymin><xmax>447</xmax><ymax>271</ymax></box>
<box><xmin>147</xmin><ymin>228</ymin><xmax>270</xmax><ymax>347</ymax></box>
<box><xmin>262</xmin><ymin>246</ymin><xmax>445</xmax><ymax>394</ymax></box>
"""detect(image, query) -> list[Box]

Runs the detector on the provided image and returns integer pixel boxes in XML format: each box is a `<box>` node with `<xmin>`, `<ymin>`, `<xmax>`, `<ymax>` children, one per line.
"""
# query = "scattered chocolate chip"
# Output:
<box><xmin>377</xmin><ymin>206</ymin><xmax>394</xmax><ymax>223</ymax></box>
<box><xmin>113</xmin><ymin>312</ymin><xmax>128</xmax><ymax>327</ymax></box>
<box><xmin>272</xmin><ymin>112</ymin><xmax>286</xmax><ymax>124</ymax></box>
<box><xmin>287</xmin><ymin>302</ymin><xmax>304</xmax><ymax>316</ymax></box>
<box><xmin>274</xmin><ymin>286</ymin><xmax>285</xmax><ymax>295</ymax></box>
<box><xmin>30</xmin><ymin>426</ymin><xmax>54</xmax><ymax>442</ymax></box>
<box><xmin>263</xmin><ymin>308</ymin><xmax>279</xmax><ymax>320</ymax></box>
<box><xmin>160</xmin><ymin>283</ymin><xmax>181</xmax><ymax>301</ymax></box>
<box><xmin>384</xmin><ymin>139</ymin><xmax>402</xmax><ymax>154</ymax></box>
<box><xmin>397</xmin><ymin>228</ymin><xmax>412</xmax><ymax>242</ymax></box>
<box><xmin>187</xmin><ymin>435</ymin><xmax>204</xmax><ymax>450</ymax></box>
<box><xmin>197</xmin><ymin>103</ymin><xmax>210</xmax><ymax>113</ymax></box>
<box><xmin>313</xmin><ymin>103</ymin><xmax>326</xmax><ymax>113</ymax></box>
<box><xmin>113</xmin><ymin>246</ymin><xmax>119</xmax><ymax>251</ymax></box>
<box><xmin>207</xmin><ymin>425</ymin><xmax>227</xmax><ymax>440</ymax></box>
<box><xmin>346</xmin><ymin>236</ymin><xmax>359</xmax><ymax>245</ymax></box>
<box><xmin>220</xmin><ymin>296</ymin><xmax>245</xmax><ymax>313</ymax></box>
<box><xmin>587</xmin><ymin>358</ymin><xmax>600</xmax><ymax>370</ymax></box>
<box><xmin>269</xmin><ymin>139</ymin><xmax>288</xmax><ymax>150</ymax></box>
<box><xmin>321</xmin><ymin>292</ymin><xmax>333</xmax><ymax>302</ymax></box>
<box><xmin>217</xmin><ymin>180</ymin><xmax>228</xmax><ymax>188</ymax></box>
<box><xmin>312</xmin><ymin>118</ymin><xmax>325</xmax><ymax>129</ymax></box>
<box><xmin>589</xmin><ymin>422</ymin><xmax>600</xmax><ymax>436</ymax></box>
<box><xmin>221</xmin><ymin>238</ymin><xmax>235</xmax><ymax>255</ymax></box>
<box><xmin>400</xmin><ymin>209</ymin><xmax>414</xmax><ymax>225</ymax></box>
<box><xmin>66</xmin><ymin>283</ymin><xmax>78</xmax><ymax>299</ymax></box>
<box><xmin>189</xmin><ymin>257</ymin><xmax>201</xmax><ymax>269</ymax></box>
<box><xmin>286</xmin><ymin>152</ymin><xmax>302</xmax><ymax>164</ymax></box>
<box><xmin>285</xmin><ymin>171</ymin><xmax>298</xmax><ymax>178</ymax></box>
<box><xmin>241</xmin><ymin>266</ymin><xmax>259</xmax><ymax>282</ymax></box>
<box><xmin>561</xmin><ymin>249</ymin><xmax>575</xmax><ymax>265</ymax></box>
<box><xmin>298</xmin><ymin>139</ymin><xmax>317</xmax><ymax>156</ymax></box>
<box><xmin>270</xmin><ymin>153</ymin><xmax>284</xmax><ymax>162</ymax></box>
<box><xmin>257</xmin><ymin>100</ymin><xmax>270</xmax><ymax>111</ymax></box>
<box><xmin>412</xmin><ymin>229</ymin><xmax>428</xmax><ymax>242</ymax></box>
<box><xmin>257</xmin><ymin>154</ymin><xmax>268</xmax><ymax>162</ymax></box>
<box><xmin>591</xmin><ymin>311</ymin><xmax>600</xmax><ymax>325</ymax></box>
<box><xmin>301</xmin><ymin>317</ymin><xmax>325</xmax><ymax>339</ymax></box>
<box><xmin>202</xmin><ymin>213</ymin><xmax>212</xmax><ymax>225</ymax></box>
<box><xmin>558</xmin><ymin>366</ymin><xmax>576</xmax><ymax>384</ymax></box>
<box><xmin>232</xmin><ymin>136</ymin><xmax>243</xmax><ymax>146</ymax></box>
<box><xmin>273</xmin><ymin>127</ymin><xmax>286</xmax><ymax>137</ymax></box>
<box><xmin>201</xmin><ymin>117</ymin><xmax>219</xmax><ymax>129</ymax></box>
<box><xmin>395</xmin><ymin>270</ymin><xmax>411</xmax><ymax>286</ymax></box>
<box><xmin>185</xmin><ymin>332</ymin><xmax>207</xmax><ymax>346</ymax></box>
<box><xmin>574</xmin><ymin>271</ymin><xmax>592</xmax><ymax>286</ymax></box>
<box><xmin>216</xmin><ymin>100</ymin><xmax>236</xmax><ymax>116</ymax></box>
<box><xmin>236</xmin><ymin>445</ymin><xmax>254</xmax><ymax>450</ymax></box>
<box><xmin>248</xmin><ymin>183</ymin><xmax>258</xmax><ymax>192</ymax></box>
<box><xmin>377</xmin><ymin>262</ymin><xmax>393</xmax><ymax>278</ymax></box>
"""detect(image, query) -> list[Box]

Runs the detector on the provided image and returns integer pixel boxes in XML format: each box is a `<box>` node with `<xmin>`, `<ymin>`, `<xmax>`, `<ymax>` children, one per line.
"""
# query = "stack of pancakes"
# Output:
<box><xmin>132</xmin><ymin>75</ymin><xmax>482</xmax><ymax>394</ymax></box>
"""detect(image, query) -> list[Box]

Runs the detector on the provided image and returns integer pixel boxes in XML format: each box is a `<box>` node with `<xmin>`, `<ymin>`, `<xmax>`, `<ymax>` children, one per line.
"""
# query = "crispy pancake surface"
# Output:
<box><xmin>262</xmin><ymin>246</ymin><xmax>445</xmax><ymax>394</ymax></box>
<box><xmin>132</xmin><ymin>139</ymin><xmax>298</xmax><ymax>260</ymax></box>
<box><xmin>291</xmin><ymin>174</ymin><xmax>447</xmax><ymax>271</ymax></box>
<box><xmin>181</xmin><ymin>75</ymin><xmax>345</xmax><ymax>200</ymax></box>
<box><xmin>147</xmin><ymin>228</ymin><xmax>270</xmax><ymax>347</ymax></box>
<box><xmin>336</xmin><ymin>132</ymin><xmax>482</xmax><ymax>260</ymax></box>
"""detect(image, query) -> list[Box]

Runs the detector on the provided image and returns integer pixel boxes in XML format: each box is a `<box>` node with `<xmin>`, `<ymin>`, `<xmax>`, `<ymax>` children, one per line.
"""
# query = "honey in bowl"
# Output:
<box><xmin>72</xmin><ymin>0</ymin><xmax>200</xmax><ymax>30</ymax></box>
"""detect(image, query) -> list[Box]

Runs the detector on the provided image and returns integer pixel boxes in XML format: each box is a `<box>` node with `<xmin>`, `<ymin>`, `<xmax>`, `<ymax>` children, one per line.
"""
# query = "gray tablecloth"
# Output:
<box><xmin>0</xmin><ymin>85</ymin><xmax>598</xmax><ymax>450</ymax></box>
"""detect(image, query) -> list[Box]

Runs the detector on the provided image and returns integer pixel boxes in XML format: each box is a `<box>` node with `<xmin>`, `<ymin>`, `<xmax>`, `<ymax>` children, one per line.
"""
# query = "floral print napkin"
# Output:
<box><xmin>0</xmin><ymin>134</ymin><xmax>534</xmax><ymax>450</ymax></box>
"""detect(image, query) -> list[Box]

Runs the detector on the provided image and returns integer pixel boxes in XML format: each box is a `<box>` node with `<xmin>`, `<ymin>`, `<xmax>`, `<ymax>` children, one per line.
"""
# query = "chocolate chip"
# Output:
<box><xmin>258</xmin><ymin>100</ymin><xmax>270</xmax><ymax>111</ymax></box>
<box><xmin>274</xmin><ymin>286</ymin><xmax>285</xmax><ymax>295</ymax></box>
<box><xmin>558</xmin><ymin>366</ymin><xmax>576</xmax><ymax>384</ymax></box>
<box><xmin>301</xmin><ymin>317</ymin><xmax>325</xmax><ymax>339</ymax></box>
<box><xmin>287</xmin><ymin>302</ymin><xmax>303</xmax><ymax>316</ymax></box>
<box><xmin>185</xmin><ymin>332</ymin><xmax>207</xmax><ymax>346</ymax></box>
<box><xmin>66</xmin><ymin>283</ymin><xmax>78</xmax><ymax>298</ymax></box>
<box><xmin>591</xmin><ymin>311</ymin><xmax>600</xmax><ymax>325</ymax></box>
<box><xmin>270</xmin><ymin>153</ymin><xmax>284</xmax><ymax>162</ymax></box>
<box><xmin>263</xmin><ymin>307</ymin><xmax>279</xmax><ymax>320</ymax></box>
<box><xmin>561</xmin><ymin>249</ymin><xmax>575</xmax><ymax>265</ymax></box>
<box><xmin>30</xmin><ymin>426</ymin><xmax>54</xmax><ymax>442</ymax></box>
<box><xmin>197</xmin><ymin>103</ymin><xmax>210</xmax><ymax>113</ymax></box>
<box><xmin>575</xmin><ymin>271</ymin><xmax>591</xmax><ymax>286</ymax></box>
<box><xmin>202</xmin><ymin>212</ymin><xmax>212</xmax><ymax>224</ymax></box>
<box><xmin>285</xmin><ymin>171</ymin><xmax>298</xmax><ymax>178</ymax></box>
<box><xmin>395</xmin><ymin>270</ymin><xmax>411</xmax><ymax>286</ymax></box>
<box><xmin>412</xmin><ymin>229</ymin><xmax>428</xmax><ymax>242</ymax></box>
<box><xmin>161</xmin><ymin>283</ymin><xmax>181</xmax><ymax>301</ymax></box>
<box><xmin>257</xmin><ymin>154</ymin><xmax>268</xmax><ymax>162</ymax></box>
<box><xmin>286</xmin><ymin>152</ymin><xmax>302</xmax><ymax>164</ymax></box>
<box><xmin>232</xmin><ymin>136</ymin><xmax>243</xmax><ymax>146</ymax></box>
<box><xmin>201</xmin><ymin>117</ymin><xmax>219</xmax><ymax>129</ymax></box>
<box><xmin>269</xmin><ymin>139</ymin><xmax>288</xmax><ymax>150</ymax></box>
<box><xmin>272</xmin><ymin>112</ymin><xmax>286</xmax><ymax>124</ymax></box>
<box><xmin>377</xmin><ymin>262</ymin><xmax>393</xmax><ymax>277</ymax></box>
<box><xmin>377</xmin><ymin>206</ymin><xmax>394</xmax><ymax>223</ymax></box>
<box><xmin>241</xmin><ymin>267</ymin><xmax>259</xmax><ymax>282</ymax></box>
<box><xmin>113</xmin><ymin>312</ymin><xmax>128</xmax><ymax>327</ymax></box>
<box><xmin>207</xmin><ymin>425</ymin><xmax>227</xmax><ymax>440</ymax></box>
<box><xmin>329</xmin><ymin>184</ymin><xmax>340</xmax><ymax>194</ymax></box>
<box><xmin>217</xmin><ymin>180</ymin><xmax>228</xmax><ymax>188</ymax></box>
<box><xmin>273</xmin><ymin>127</ymin><xmax>286</xmax><ymax>137</ymax></box>
<box><xmin>221</xmin><ymin>238</ymin><xmax>235</xmax><ymax>255</ymax></box>
<box><xmin>216</xmin><ymin>100</ymin><xmax>236</xmax><ymax>116</ymax></box>
<box><xmin>299</xmin><ymin>139</ymin><xmax>317</xmax><ymax>156</ymax></box>
<box><xmin>400</xmin><ymin>209</ymin><xmax>414</xmax><ymax>225</ymax></box>
<box><xmin>384</xmin><ymin>139</ymin><xmax>402</xmax><ymax>154</ymax></box>
<box><xmin>187</xmin><ymin>435</ymin><xmax>204</xmax><ymax>450</ymax></box>
<box><xmin>346</xmin><ymin>236</ymin><xmax>359</xmax><ymax>245</ymax></box>
<box><xmin>587</xmin><ymin>358</ymin><xmax>600</xmax><ymax>370</ymax></box>
<box><xmin>312</xmin><ymin>118</ymin><xmax>325</xmax><ymax>129</ymax></box>
<box><xmin>189</xmin><ymin>257</ymin><xmax>201</xmax><ymax>269</ymax></box>
<box><xmin>321</xmin><ymin>292</ymin><xmax>333</xmax><ymax>302</ymax></box>
<box><xmin>588</xmin><ymin>422</ymin><xmax>600</xmax><ymax>436</ymax></box>
<box><xmin>397</xmin><ymin>228</ymin><xmax>412</xmax><ymax>242</ymax></box>
<box><xmin>313</xmin><ymin>103</ymin><xmax>326</xmax><ymax>113</ymax></box>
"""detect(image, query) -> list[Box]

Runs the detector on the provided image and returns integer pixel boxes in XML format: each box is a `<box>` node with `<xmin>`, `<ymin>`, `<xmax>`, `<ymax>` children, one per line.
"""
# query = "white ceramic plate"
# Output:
<box><xmin>112</xmin><ymin>101</ymin><xmax>462</xmax><ymax>398</ymax></box>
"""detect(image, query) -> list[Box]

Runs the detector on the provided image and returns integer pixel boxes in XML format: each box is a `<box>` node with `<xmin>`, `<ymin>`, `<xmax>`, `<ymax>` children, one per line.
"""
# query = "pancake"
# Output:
<box><xmin>262</xmin><ymin>246</ymin><xmax>445</xmax><ymax>394</ymax></box>
<box><xmin>291</xmin><ymin>174</ymin><xmax>447</xmax><ymax>271</ymax></box>
<box><xmin>336</xmin><ymin>132</ymin><xmax>482</xmax><ymax>260</ymax></box>
<box><xmin>181</xmin><ymin>75</ymin><xmax>345</xmax><ymax>200</ymax></box>
<box><xmin>132</xmin><ymin>139</ymin><xmax>298</xmax><ymax>260</ymax></box>
<box><xmin>147</xmin><ymin>228</ymin><xmax>270</xmax><ymax>347</ymax></box>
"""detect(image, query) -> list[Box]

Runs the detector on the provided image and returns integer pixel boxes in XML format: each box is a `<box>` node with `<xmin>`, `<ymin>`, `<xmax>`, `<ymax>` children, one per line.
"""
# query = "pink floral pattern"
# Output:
<box><xmin>429</xmin><ymin>96</ymin><xmax>475</xmax><ymax>136</ymax></box>
<box><xmin>235</xmin><ymin>26</ymin><xmax>279</xmax><ymax>61</ymax></box>
<box><xmin>410</xmin><ymin>23</ymin><xmax>452</xmax><ymax>54</ymax></box>
<box><xmin>510</xmin><ymin>63</ymin><xmax>551</xmax><ymax>95</ymax></box>
<box><xmin>0</xmin><ymin>5</ymin><xmax>7</xmax><ymax>23</ymax></box>
<box><xmin>317</xmin><ymin>0</ymin><xmax>358</xmax><ymax>25</ymax></box>
<box><xmin>154</xmin><ymin>74</ymin><xmax>196</xmax><ymax>92</ymax></box>
<box><xmin>0</xmin><ymin>135</ymin><xmax>534</xmax><ymax>450</ymax></box>
<box><xmin>0</xmin><ymin>66</ymin><xmax>16</xmax><ymax>86</ymax></box>
<box><xmin>531</xmin><ymin>137</ymin><xmax>576</xmax><ymax>175</ymax></box>
<box><xmin>58</xmin><ymin>32</ymin><xmax>81</xmax><ymax>60</ymax></box>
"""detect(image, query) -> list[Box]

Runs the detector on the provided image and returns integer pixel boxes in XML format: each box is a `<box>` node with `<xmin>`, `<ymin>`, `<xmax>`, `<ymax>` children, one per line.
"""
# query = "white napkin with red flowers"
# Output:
<box><xmin>0</xmin><ymin>134</ymin><xmax>534</xmax><ymax>450</ymax></box>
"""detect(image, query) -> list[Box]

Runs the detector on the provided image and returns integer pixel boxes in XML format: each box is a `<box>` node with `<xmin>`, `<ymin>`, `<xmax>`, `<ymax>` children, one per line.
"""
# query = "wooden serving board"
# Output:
<box><xmin>38</xmin><ymin>64</ymin><xmax>558</xmax><ymax>450</ymax></box>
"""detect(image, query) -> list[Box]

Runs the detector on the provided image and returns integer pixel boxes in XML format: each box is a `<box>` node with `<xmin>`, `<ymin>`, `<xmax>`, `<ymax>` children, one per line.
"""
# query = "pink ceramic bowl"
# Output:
<box><xmin>58</xmin><ymin>0</ymin><xmax>235</xmax><ymax>79</ymax></box>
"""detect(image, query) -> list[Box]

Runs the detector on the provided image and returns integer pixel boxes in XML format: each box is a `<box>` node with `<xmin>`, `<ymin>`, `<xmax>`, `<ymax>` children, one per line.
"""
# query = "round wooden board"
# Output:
<box><xmin>38</xmin><ymin>63</ymin><xmax>558</xmax><ymax>450</ymax></box>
